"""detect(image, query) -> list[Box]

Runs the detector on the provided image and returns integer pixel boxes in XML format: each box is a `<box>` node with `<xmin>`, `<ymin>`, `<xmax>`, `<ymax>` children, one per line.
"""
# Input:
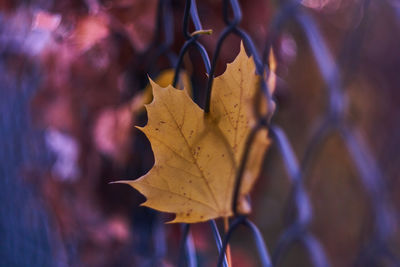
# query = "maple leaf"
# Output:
<box><xmin>118</xmin><ymin>44</ymin><xmax>270</xmax><ymax>223</ymax></box>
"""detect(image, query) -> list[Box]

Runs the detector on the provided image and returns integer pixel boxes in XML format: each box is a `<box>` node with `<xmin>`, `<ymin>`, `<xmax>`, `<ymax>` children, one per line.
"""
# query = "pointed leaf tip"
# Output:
<box><xmin>148</xmin><ymin>77</ymin><xmax>158</xmax><ymax>95</ymax></box>
<box><xmin>239</xmin><ymin>40</ymin><xmax>247</xmax><ymax>57</ymax></box>
<box><xmin>109</xmin><ymin>180</ymin><xmax>132</xmax><ymax>185</ymax></box>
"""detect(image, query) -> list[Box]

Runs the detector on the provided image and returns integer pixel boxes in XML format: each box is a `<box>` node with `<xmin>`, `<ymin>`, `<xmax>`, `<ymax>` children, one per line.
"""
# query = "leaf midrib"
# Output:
<box><xmin>159</xmin><ymin>94</ymin><xmax>221</xmax><ymax>211</ymax></box>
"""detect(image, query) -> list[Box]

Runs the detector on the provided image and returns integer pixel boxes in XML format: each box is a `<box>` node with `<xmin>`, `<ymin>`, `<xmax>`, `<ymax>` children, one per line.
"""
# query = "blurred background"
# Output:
<box><xmin>0</xmin><ymin>0</ymin><xmax>399</xmax><ymax>266</ymax></box>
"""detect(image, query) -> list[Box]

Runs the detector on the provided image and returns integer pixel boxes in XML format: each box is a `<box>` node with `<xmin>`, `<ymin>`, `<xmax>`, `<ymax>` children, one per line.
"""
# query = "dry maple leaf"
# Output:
<box><xmin>118</xmin><ymin>44</ymin><xmax>270</xmax><ymax>223</ymax></box>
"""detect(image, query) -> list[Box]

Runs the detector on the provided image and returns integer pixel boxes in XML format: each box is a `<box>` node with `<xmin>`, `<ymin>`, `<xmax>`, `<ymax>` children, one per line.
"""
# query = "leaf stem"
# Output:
<box><xmin>190</xmin><ymin>29</ymin><xmax>213</xmax><ymax>37</ymax></box>
<box><xmin>223</xmin><ymin>217</ymin><xmax>232</xmax><ymax>267</ymax></box>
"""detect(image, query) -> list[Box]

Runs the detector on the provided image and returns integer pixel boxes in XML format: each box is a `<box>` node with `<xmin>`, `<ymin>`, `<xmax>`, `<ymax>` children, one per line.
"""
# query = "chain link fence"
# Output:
<box><xmin>149</xmin><ymin>0</ymin><xmax>399</xmax><ymax>266</ymax></box>
<box><xmin>0</xmin><ymin>0</ymin><xmax>399</xmax><ymax>266</ymax></box>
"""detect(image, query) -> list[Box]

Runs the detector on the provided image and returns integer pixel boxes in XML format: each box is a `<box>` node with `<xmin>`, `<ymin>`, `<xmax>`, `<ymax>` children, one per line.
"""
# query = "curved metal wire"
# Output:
<box><xmin>147</xmin><ymin>0</ymin><xmax>399</xmax><ymax>266</ymax></box>
<box><xmin>210</xmin><ymin>220</ymin><xmax>229</xmax><ymax>267</ymax></box>
<box><xmin>216</xmin><ymin>216</ymin><xmax>272</xmax><ymax>267</ymax></box>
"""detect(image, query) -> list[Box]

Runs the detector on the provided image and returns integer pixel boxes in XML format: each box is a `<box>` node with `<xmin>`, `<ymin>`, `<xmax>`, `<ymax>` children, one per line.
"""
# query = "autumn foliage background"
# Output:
<box><xmin>1</xmin><ymin>0</ymin><xmax>400</xmax><ymax>266</ymax></box>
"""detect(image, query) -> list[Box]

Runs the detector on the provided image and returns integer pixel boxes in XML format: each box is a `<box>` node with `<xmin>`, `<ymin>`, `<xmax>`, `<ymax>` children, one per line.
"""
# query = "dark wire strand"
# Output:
<box><xmin>151</xmin><ymin>0</ymin><xmax>399</xmax><ymax>265</ymax></box>
<box><xmin>216</xmin><ymin>216</ymin><xmax>272</xmax><ymax>267</ymax></box>
<box><xmin>210</xmin><ymin>220</ymin><xmax>229</xmax><ymax>267</ymax></box>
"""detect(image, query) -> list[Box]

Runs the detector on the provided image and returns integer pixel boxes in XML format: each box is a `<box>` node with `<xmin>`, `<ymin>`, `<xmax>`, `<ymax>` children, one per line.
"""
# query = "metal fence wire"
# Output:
<box><xmin>144</xmin><ymin>0</ymin><xmax>399</xmax><ymax>266</ymax></box>
<box><xmin>1</xmin><ymin>0</ymin><xmax>398</xmax><ymax>266</ymax></box>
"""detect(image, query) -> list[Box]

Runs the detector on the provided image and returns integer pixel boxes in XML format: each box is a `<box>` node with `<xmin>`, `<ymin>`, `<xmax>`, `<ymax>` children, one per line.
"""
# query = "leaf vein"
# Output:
<box><xmin>163</xmin><ymin>162</ymin><xmax>203</xmax><ymax>180</ymax></box>
<box><xmin>147</xmin><ymin>133</ymin><xmax>194</xmax><ymax>164</ymax></box>
<box><xmin>159</xmin><ymin>98</ymin><xmax>220</xmax><ymax>209</ymax></box>
<box><xmin>141</xmin><ymin>181</ymin><xmax>218</xmax><ymax>212</ymax></box>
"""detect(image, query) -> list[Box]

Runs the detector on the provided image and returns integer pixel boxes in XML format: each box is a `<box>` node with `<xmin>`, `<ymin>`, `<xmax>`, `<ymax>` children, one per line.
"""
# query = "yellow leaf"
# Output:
<box><xmin>119</xmin><ymin>44</ymin><xmax>271</xmax><ymax>223</ymax></box>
